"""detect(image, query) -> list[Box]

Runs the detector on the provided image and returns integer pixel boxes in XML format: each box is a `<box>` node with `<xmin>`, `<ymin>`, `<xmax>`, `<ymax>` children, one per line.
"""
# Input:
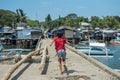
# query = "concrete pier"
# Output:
<box><xmin>0</xmin><ymin>39</ymin><xmax>120</xmax><ymax>80</ymax></box>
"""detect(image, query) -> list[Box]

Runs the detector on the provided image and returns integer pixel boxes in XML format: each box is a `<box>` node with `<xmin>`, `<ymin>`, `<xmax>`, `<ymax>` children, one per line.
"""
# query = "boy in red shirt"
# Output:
<box><xmin>50</xmin><ymin>32</ymin><xmax>73</xmax><ymax>74</ymax></box>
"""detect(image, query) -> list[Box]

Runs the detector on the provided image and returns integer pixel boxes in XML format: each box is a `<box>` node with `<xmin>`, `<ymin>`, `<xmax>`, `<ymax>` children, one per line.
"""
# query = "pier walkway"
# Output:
<box><xmin>0</xmin><ymin>39</ymin><xmax>120</xmax><ymax>80</ymax></box>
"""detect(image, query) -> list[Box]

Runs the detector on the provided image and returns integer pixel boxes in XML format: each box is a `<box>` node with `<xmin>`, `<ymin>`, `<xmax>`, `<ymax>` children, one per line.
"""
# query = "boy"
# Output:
<box><xmin>51</xmin><ymin>32</ymin><xmax>74</xmax><ymax>74</ymax></box>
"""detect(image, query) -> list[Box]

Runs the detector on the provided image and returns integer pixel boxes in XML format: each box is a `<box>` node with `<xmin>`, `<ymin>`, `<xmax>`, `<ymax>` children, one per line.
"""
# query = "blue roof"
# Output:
<box><xmin>17</xmin><ymin>29</ymin><xmax>42</xmax><ymax>39</ymax></box>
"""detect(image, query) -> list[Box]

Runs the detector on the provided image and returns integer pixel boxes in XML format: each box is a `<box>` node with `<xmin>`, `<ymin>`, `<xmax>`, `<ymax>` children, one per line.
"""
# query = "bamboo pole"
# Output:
<box><xmin>1</xmin><ymin>48</ymin><xmax>44</xmax><ymax>80</ymax></box>
<box><xmin>14</xmin><ymin>54</ymin><xmax>50</xmax><ymax>63</ymax></box>
<box><xmin>39</xmin><ymin>46</ymin><xmax>47</xmax><ymax>73</ymax></box>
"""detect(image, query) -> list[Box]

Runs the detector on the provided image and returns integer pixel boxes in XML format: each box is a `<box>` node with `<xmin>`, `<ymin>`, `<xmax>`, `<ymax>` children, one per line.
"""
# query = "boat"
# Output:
<box><xmin>77</xmin><ymin>42</ymin><xmax>113</xmax><ymax>57</ymax></box>
<box><xmin>0</xmin><ymin>48</ymin><xmax>31</xmax><ymax>60</ymax></box>
<box><xmin>0</xmin><ymin>51</ymin><xmax>16</xmax><ymax>60</ymax></box>
<box><xmin>2</xmin><ymin>48</ymin><xmax>31</xmax><ymax>53</ymax></box>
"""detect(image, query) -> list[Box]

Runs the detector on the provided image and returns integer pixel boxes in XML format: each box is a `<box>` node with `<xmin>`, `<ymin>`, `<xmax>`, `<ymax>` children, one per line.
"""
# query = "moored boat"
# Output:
<box><xmin>77</xmin><ymin>42</ymin><xmax>113</xmax><ymax>56</ymax></box>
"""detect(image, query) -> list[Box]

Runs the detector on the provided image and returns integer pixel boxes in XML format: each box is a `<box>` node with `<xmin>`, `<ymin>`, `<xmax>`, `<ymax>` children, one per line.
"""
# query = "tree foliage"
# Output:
<box><xmin>0</xmin><ymin>9</ymin><xmax>16</xmax><ymax>27</ymax></box>
<box><xmin>1</xmin><ymin>9</ymin><xmax>120</xmax><ymax>30</ymax></box>
<box><xmin>27</xmin><ymin>19</ymin><xmax>39</xmax><ymax>27</ymax></box>
<box><xmin>44</xmin><ymin>14</ymin><xmax>52</xmax><ymax>29</ymax></box>
<box><xmin>0</xmin><ymin>9</ymin><xmax>39</xmax><ymax>28</ymax></box>
<box><xmin>16</xmin><ymin>9</ymin><xmax>27</xmax><ymax>23</ymax></box>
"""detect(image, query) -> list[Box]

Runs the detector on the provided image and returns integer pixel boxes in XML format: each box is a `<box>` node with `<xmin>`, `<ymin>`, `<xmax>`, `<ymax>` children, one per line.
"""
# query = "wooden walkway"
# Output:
<box><xmin>0</xmin><ymin>39</ymin><xmax>120</xmax><ymax>80</ymax></box>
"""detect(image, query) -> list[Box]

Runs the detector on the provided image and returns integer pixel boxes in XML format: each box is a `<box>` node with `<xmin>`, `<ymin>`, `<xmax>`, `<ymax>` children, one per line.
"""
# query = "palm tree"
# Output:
<box><xmin>16</xmin><ymin>9</ymin><xmax>27</xmax><ymax>23</ymax></box>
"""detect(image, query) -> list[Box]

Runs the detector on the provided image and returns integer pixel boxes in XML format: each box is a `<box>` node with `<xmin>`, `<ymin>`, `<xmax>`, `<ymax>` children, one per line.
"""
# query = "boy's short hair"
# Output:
<box><xmin>57</xmin><ymin>32</ymin><xmax>63</xmax><ymax>38</ymax></box>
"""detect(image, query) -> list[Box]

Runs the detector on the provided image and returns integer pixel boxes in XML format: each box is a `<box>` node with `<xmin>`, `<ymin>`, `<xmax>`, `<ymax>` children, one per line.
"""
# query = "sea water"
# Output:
<box><xmin>93</xmin><ymin>44</ymin><xmax>120</xmax><ymax>71</ymax></box>
<box><xmin>77</xmin><ymin>43</ymin><xmax>120</xmax><ymax>71</ymax></box>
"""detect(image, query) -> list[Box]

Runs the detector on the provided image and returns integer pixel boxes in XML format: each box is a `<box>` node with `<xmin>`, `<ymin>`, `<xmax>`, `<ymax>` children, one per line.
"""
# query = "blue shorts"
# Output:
<box><xmin>57</xmin><ymin>49</ymin><xmax>66</xmax><ymax>59</ymax></box>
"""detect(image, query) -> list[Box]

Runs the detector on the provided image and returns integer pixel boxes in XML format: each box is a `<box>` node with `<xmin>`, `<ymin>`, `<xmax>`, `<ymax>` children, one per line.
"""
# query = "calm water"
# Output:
<box><xmin>78</xmin><ymin>43</ymin><xmax>120</xmax><ymax>70</ymax></box>
<box><xmin>94</xmin><ymin>44</ymin><xmax>120</xmax><ymax>70</ymax></box>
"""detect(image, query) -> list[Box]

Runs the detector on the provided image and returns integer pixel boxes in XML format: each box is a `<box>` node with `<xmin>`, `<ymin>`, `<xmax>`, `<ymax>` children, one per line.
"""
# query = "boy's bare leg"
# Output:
<box><xmin>63</xmin><ymin>58</ymin><xmax>68</xmax><ymax>71</ymax></box>
<box><xmin>58</xmin><ymin>58</ymin><xmax>63</xmax><ymax>74</ymax></box>
<box><xmin>62</xmin><ymin>58</ymin><xmax>66</xmax><ymax>65</ymax></box>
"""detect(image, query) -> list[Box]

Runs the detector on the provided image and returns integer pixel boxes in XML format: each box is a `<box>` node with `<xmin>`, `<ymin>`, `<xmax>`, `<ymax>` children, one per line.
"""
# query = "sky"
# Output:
<box><xmin>0</xmin><ymin>0</ymin><xmax>120</xmax><ymax>21</ymax></box>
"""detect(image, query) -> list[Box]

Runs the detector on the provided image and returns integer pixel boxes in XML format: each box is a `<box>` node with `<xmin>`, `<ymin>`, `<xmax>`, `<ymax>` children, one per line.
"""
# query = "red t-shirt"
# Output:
<box><xmin>54</xmin><ymin>37</ymin><xmax>67</xmax><ymax>52</ymax></box>
<box><xmin>53</xmin><ymin>36</ymin><xmax>58</xmax><ymax>41</ymax></box>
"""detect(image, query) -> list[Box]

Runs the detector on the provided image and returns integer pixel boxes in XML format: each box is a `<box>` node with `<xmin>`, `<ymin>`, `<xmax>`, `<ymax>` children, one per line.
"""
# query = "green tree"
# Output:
<box><xmin>45</xmin><ymin>14</ymin><xmax>52</xmax><ymax>29</ymax></box>
<box><xmin>64</xmin><ymin>13</ymin><xmax>79</xmax><ymax>27</ymax></box>
<box><xmin>0</xmin><ymin>9</ymin><xmax>16</xmax><ymax>27</ymax></box>
<box><xmin>16</xmin><ymin>9</ymin><xmax>27</xmax><ymax>23</ymax></box>
<box><xmin>65</xmin><ymin>13</ymin><xmax>77</xmax><ymax>19</ymax></box>
<box><xmin>27</xmin><ymin>19</ymin><xmax>39</xmax><ymax>27</ymax></box>
<box><xmin>90</xmin><ymin>16</ymin><xmax>101</xmax><ymax>28</ymax></box>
